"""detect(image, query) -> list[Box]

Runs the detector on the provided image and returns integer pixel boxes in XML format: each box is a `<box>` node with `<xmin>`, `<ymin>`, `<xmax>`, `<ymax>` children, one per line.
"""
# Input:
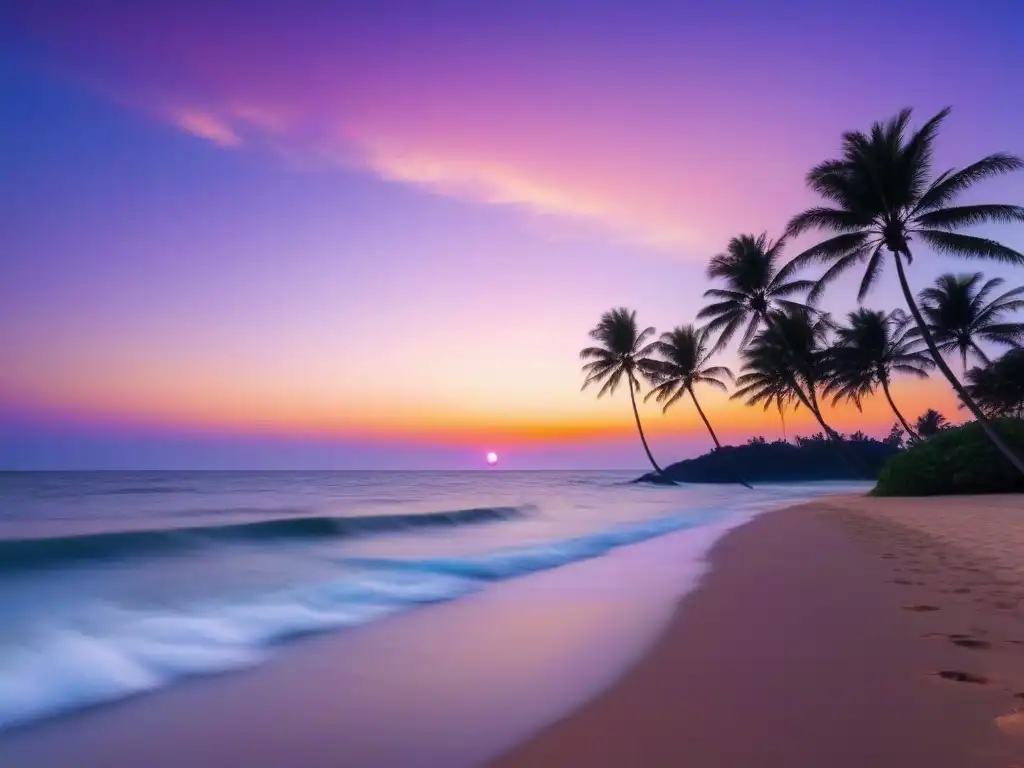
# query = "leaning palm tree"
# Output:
<box><xmin>698</xmin><ymin>233</ymin><xmax>826</xmax><ymax>425</ymax></box>
<box><xmin>916</xmin><ymin>273</ymin><xmax>1024</xmax><ymax>371</ymax></box>
<box><xmin>823</xmin><ymin>309</ymin><xmax>932</xmax><ymax>440</ymax></box>
<box><xmin>915</xmin><ymin>409</ymin><xmax>948</xmax><ymax>438</ymax></box>
<box><xmin>733</xmin><ymin>309</ymin><xmax>841</xmax><ymax>441</ymax></box>
<box><xmin>785</xmin><ymin>107</ymin><xmax>1024</xmax><ymax>475</ymax></box>
<box><xmin>645</xmin><ymin>326</ymin><xmax>750</xmax><ymax>488</ymax></box>
<box><xmin>730</xmin><ymin>343</ymin><xmax>797</xmax><ymax>418</ymax></box>
<box><xmin>580</xmin><ymin>308</ymin><xmax>671</xmax><ymax>480</ymax></box>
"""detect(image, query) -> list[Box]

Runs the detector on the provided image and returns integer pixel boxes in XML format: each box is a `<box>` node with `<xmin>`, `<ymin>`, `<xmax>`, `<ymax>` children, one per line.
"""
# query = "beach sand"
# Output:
<box><xmin>496</xmin><ymin>494</ymin><xmax>1024</xmax><ymax>767</ymax></box>
<box><xmin>2</xmin><ymin>494</ymin><xmax>1023</xmax><ymax>766</ymax></box>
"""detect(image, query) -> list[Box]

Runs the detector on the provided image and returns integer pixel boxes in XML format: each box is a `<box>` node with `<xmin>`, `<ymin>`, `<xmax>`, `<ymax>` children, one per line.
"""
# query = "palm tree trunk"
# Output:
<box><xmin>687</xmin><ymin>386</ymin><xmax>752</xmax><ymax>489</ymax></box>
<box><xmin>805</xmin><ymin>385</ymin><xmax>833</xmax><ymax>436</ymax></box>
<box><xmin>894</xmin><ymin>250</ymin><xmax>1024</xmax><ymax>476</ymax></box>
<box><xmin>879</xmin><ymin>373</ymin><xmax>919</xmax><ymax>441</ymax></box>
<box><xmin>759</xmin><ymin>313</ymin><xmax>867</xmax><ymax>478</ymax></box>
<box><xmin>628</xmin><ymin>375</ymin><xmax>673</xmax><ymax>482</ymax></box>
<box><xmin>761</xmin><ymin>314</ymin><xmax>843</xmax><ymax>441</ymax></box>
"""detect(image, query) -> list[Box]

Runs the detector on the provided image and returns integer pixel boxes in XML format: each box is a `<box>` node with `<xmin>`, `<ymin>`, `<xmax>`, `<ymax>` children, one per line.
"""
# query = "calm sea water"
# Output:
<box><xmin>0</xmin><ymin>471</ymin><xmax>866</xmax><ymax>730</ymax></box>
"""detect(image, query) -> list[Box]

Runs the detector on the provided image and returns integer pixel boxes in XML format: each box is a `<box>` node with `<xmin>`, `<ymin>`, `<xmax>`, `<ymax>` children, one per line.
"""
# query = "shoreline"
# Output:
<box><xmin>0</xmin><ymin>502</ymin><xmax>747</xmax><ymax>767</ymax></box>
<box><xmin>495</xmin><ymin>495</ymin><xmax>1024</xmax><ymax>766</ymax></box>
<box><xmin>2</xmin><ymin>494</ymin><xmax>1021</xmax><ymax>766</ymax></box>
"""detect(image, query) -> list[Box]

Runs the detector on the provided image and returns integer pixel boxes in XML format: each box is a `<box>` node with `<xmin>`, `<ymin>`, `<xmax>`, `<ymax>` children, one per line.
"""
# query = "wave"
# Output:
<box><xmin>342</xmin><ymin>511</ymin><xmax>717</xmax><ymax>580</ymax></box>
<box><xmin>0</xmin><ymin>506</ymin><xmax>526</xmax><ymax>573</ymax></box>
<box><xmin>0</xmin><ymin>569</ymin><xmax>478</xmax><ymax>730</ymax></box>
<box><xmin>0</xmin><ymin>510</ymin><xmax>727</xmax><ymax>731</ymax></box>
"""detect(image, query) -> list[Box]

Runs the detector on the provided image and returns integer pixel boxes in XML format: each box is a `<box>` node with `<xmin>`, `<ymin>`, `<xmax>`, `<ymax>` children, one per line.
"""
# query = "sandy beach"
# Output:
<box><xmin>2</xmin><ymin>493</ymin><xmax>1023</xmax><ymax>767</ymax></box>
<box><xmin>497</xmin><ymin>494</ymin><xmax>1024</xmax><ymax>767</ymax></box>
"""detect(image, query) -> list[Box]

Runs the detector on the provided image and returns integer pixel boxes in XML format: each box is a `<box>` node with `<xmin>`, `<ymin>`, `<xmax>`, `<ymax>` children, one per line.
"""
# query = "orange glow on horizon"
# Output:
<box><xmin>5</xmin><ymin>376</ymin><xmax>963</xmax><ymax>447</ymax></box>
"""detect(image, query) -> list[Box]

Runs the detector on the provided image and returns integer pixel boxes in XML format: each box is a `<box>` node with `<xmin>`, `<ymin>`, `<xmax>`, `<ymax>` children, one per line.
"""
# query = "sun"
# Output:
<box><xmin>486</xmin><ymin>451</ymin><xmax>499</xmax><ymax>466</ymax></box>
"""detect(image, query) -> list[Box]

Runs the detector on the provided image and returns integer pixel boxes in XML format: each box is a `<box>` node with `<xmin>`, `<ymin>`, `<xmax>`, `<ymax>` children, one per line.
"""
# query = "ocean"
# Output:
<box><xmin>0</xmin><ymin>471</ymin><xmax>867</xmax><ymax>732</ymax></box>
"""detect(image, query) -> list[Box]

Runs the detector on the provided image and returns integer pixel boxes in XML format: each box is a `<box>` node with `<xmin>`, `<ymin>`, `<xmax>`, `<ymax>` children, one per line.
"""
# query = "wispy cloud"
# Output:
<box><xmin>11</xmin><ymin>0</ymin><xmax>827</xmax><ymax>253</ymax></box>
<box><xmin>169</xmin><ymin>108</ymin><xmax>242</xmax><ymax>147</ymax></box>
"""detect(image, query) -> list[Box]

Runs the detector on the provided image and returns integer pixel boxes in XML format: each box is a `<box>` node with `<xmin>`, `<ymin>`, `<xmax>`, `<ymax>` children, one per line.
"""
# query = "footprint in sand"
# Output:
<box><xmin>950</xmin><ymin>638</ymin><xmax>992</xmax><ymax>650</ymax></box>
<box><xmin>921</xmin><ymin>633</ymin><xmax>992</xmax><ymax>650</ymax></box>
<box><xmin>936</xmin><ymin>670</ymin><xmax>989</xmax><ymax>684</ymax></box>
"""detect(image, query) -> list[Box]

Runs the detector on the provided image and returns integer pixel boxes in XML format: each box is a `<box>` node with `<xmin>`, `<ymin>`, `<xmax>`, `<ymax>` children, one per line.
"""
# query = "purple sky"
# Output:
<box><xmin>2</xmin><ymin>0</ymin><xmax>1023</xmax><ymax>469</ymax></box>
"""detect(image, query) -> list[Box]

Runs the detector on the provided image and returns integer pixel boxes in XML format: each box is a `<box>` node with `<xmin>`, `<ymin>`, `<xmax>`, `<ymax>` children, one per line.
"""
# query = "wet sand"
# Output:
<box><xmin>496</xmin><ymin>495</ymin><xmax>1024</xmax><ymax>767</ymax></box>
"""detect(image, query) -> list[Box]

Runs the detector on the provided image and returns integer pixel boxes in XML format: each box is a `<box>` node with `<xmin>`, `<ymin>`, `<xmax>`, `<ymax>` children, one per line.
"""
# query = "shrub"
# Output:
<box><xmin>873</xmin><ymin>419</ymin><xmax>1024</xmax><ymax>496</ymax></box>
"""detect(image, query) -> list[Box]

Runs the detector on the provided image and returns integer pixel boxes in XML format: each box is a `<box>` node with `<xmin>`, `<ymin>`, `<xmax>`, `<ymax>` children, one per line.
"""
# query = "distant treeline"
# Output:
<box><xmin>635</xmin><ymin>431</ymin><xmax>902</xmax><ymax>484</ymax></box>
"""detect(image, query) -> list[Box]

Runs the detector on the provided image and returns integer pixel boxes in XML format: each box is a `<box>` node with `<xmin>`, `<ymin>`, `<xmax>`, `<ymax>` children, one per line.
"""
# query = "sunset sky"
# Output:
<box><xmin>3</xmin><ymin>0</ymin><xmax>1023</xmax><ymax>469</ymax></box>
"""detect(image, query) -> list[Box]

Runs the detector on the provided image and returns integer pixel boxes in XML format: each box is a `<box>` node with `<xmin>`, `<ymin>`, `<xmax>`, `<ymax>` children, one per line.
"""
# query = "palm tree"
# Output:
<box><xmin>823</xmin><ymin>309</ymin><xmax>932</xmax><ymax>439</ymax></box>
<box><xmin>733</xmin><ymin>309</ymin><xmax>842</xmax><ymax>441</ymax></box>
<box><xmin>697</xmin><ymin>233</ymin><xmax>829</xmax><ymax>425</ymax></box>
<box><xmin>731</xmin><ymin>340</ymin><xmax>797</xmax><ymax>417</ymax></box>
<box><xmin>580</xmin><ymin>308</ymin><xmax>671</xmax><ymax>480</ymax></box>
<box><xmin>965</xmin><ymin>350</ymin><xmax>1024</xmax><ymax>419</ymax></box>
<box><xmin>645</xmin><ymin>326</ymin><xmax>751</xmax><ymax>488</ymax></box>
<box><xmin>916</xmin><ymin>273</ymin><xmax>1024</xmax><ymax>371</ymax></box>
<box><xmin>785</xmin><ymin>107</ymin><xmax>1024</xmax><ymax>475</ymax></box>
<box><xmin>698</xmin><ymin>233</ymin><xmax>816</xmax><ymax>351</ymax></box>
<box><xmin>915</xmin><ymin>409</ymin><xmax>948</xmax><ymax>438</ymax></box>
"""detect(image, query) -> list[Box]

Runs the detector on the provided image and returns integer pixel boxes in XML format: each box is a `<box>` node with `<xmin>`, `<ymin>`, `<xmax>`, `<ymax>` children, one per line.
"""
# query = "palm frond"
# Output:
<box><xmin>914</xmin><ymin>153</ymin><xmax>1024</xmax><ymax>212</ymax></box>
<box><xmin>808</xmin><ymin>248</ymin><xmax>870</xmax><ymax>303</ymax></box>
<box><xmin>914</xmin><ymin>204</ymin><xmax>1024</xmax><ymax>230</ymax></box>
<box><xmin>856</xmin><ymin>244</ymin><xmax>886</xmax><ymax>301</ymax></box>
<box><xmin>789</xmin><ymin>232</ymin><xmax>870</xmax><ymax>267</ymax></box>
<box><xmin>785</xmin><ymin>207</ymin><xmax>873</xmax><ymax>236</ymax></box>
<box><xmin>915</xmin><ymin>230</ymin><xmax>1024</xmax><ymax>264</ymax></box>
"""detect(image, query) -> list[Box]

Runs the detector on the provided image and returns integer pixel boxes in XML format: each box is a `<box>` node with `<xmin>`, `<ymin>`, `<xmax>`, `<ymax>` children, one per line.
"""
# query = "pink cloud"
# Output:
<box><xmin>169</xmin><ymin>108</ymin><xmax>242</xmax><ymax>147</ymax></box>
<box><xmin>12</xmin><ymin>1</ymin><xmax>821</xmax><ymax>253</ymax></box>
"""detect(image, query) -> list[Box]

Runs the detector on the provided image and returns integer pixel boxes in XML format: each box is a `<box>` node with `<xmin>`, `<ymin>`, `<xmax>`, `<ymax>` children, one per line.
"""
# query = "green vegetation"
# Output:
<box><xmin>637</xmin><ymin>432</ymin><xmax>901</xmax><ymax>485</ymax></box>
<box><xmin>581</xmin><ymin>108</ymin><xmax>1024</xmax><ymax>493</ymax></box>
<box><xmin>874</xmin><ymin>420</ymin><xmax>1024</xmax><ymax>496</ymax></box>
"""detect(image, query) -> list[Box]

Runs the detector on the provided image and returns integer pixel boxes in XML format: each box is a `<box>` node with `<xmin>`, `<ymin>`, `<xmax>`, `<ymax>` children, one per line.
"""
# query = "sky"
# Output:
<box><xmin>2</xmin><ymin>0</ymin><xmax>1023</xmax><ymax>469</ymax></box>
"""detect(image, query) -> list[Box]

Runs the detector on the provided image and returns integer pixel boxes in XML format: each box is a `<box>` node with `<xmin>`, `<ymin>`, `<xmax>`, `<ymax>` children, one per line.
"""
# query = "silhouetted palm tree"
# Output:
<box><xmin>733</xmin><ymin>309</ymin><xmax>840</xmax><ymax>440</ymax></box>
<box><xmin>824</xmin><ymin>309</ymin><xmax>932</xmax><ymax>440</ymax></box>
<box><xmin>699</xmin><ymin>233</ymin><xmax>816</xmax><ymax>351</ymax></box>
<box><xmin>580</xmin><ymin>308</ymin><xmax>670</xmax><ymax>480</ymax></box>
<box><xmin>730</xmin><ymin>342</ymin><xmax>796</xmax><ymax>419</ymax></box>
<box><xmin>698</xmin><ymin>233</ymin><xmax>826</xmax><ymax>425</ymax></box>
<box><xmin>915</xmin><ymin>409</ymin><xmax>948</xmax><ymax>438</ymax></box>
<box><xmin>785</xmin><ymin>107</ymin><xmax>1024</xmax><ymax>475</ymax></box>
<box><xmin>646</xmin><ymin>326</ymin><xmax>750</xmax><ymax>488</ymax></box>
<box><xmin>964</xmin><ymin>350</ymin><xmax>1024</xmax><ymax>419</ymax></box>
<box><xmin>916</xmin><ymin>273</ymin><xmax>1024</xmax><ymax>371</ymax></box>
